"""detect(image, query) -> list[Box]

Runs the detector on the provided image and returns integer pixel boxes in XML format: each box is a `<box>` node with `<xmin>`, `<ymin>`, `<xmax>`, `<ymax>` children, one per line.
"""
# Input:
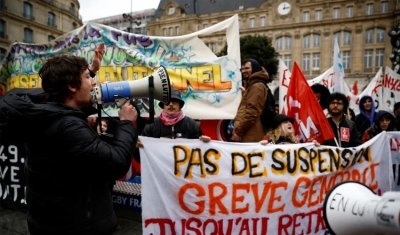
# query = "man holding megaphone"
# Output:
<box><xmin>0</xmin><ymin>43</ymin><xmax>139</xmax><ymax>235</ymax></box>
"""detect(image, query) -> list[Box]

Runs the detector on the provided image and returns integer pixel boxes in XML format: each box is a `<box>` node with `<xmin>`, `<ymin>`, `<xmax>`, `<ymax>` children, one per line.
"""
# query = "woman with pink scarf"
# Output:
<box><xmin>137</xmin><ymin>88</ymin><xmax>210</xmax><ymax>146</ymax></box>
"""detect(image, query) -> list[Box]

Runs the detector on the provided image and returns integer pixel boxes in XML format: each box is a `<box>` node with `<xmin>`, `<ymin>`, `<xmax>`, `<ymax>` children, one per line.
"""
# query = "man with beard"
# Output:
<box><xmin>232</xmin><ymin>58</ymin><xmax>270</xmax><ymax>142</ymax></box>
<box><xmin>322</xmin><ymin>92</ymin><xmax>360</xmax><ymax>147</ymax></box>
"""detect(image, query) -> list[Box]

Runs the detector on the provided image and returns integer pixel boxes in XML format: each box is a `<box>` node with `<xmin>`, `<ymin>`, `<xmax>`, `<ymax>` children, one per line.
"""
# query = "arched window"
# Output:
<box><xmin>23</xmin><ymin>2</ymin><xmax>33</xmax><ymax>20</ymax></box>
<box><xmin>365</xmin><ymin>29</ymin><xmax>374</xmax><ymax>44</ymax></box>
<box><xmin>376</xmin><ymin>28</ymin><xmax>385</xmax><ymax>43</ymax></box>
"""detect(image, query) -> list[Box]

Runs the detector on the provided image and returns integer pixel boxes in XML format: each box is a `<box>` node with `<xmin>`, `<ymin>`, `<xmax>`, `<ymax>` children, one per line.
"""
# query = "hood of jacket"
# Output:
<box><xmin>374</xmin><ymin>110</ymin><xmax>396</xmax><ymax>131</ymax></box>
<box><xmin>358</xmin><ymin>95</ymin><xmax>376</xmax><ymax>124</ymax></box>
<box><xmin>0</xmin><ymin>88</ymin><xmax>87</xmax><ymax>140</ymax></box>
<box><xmin>248</xmin><ymin>67</ymin><xmax>269</xmax><ymax>84</ymax></box>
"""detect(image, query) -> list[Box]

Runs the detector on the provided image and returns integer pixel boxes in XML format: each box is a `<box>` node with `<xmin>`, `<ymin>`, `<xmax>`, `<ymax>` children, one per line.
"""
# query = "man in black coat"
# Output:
<box><xmin>0</xmin><ymin>43</ymin><xmax>138</xmax><ymax>235</ymax></box>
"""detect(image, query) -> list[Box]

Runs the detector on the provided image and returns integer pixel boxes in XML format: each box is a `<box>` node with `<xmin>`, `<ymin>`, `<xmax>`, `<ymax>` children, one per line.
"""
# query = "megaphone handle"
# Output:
<box><xmin>149</xmin><ymin>75</ymin><xmax>155</xmax><ymax>124</ymax></box>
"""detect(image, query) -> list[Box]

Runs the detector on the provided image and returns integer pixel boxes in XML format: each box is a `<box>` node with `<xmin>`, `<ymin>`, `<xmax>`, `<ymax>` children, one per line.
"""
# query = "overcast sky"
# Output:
<box><xmin>79</xmin><ymin>0</ymin><xmax>161</xmax><ymax>22</ymax></box>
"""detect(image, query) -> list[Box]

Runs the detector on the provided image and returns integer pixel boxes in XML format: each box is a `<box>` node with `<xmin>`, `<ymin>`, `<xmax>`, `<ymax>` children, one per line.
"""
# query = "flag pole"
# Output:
<box><xmin>334</xmin><ymin>137</ymin><xmax>340</xmax><ymax>147</ymax></box>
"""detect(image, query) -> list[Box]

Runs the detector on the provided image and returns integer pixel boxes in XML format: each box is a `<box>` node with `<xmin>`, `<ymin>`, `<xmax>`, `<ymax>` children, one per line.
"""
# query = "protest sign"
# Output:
<box><xmin>140</xmin><ymin>132</ymin><xmax>391</xmax><ymax>235</ymax></box>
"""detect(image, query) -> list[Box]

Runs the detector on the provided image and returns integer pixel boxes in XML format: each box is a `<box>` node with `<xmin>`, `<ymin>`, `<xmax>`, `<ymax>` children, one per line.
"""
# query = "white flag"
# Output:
<box><xmin>278</xmin><ymin>58</ymin><xmax>292</xmax><ymax>113</ymax></box>
<box><xmin>332</xmin><ymin>37</ymin><xmax>345</xmax><ymax>93</ymax></box>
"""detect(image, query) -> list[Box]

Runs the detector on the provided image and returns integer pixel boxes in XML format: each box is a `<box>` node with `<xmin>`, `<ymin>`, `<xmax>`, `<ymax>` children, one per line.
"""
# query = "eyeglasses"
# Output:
<box><xmin>330</xmin><ymin>102</ymin><xmax>344</xmax><ymax>106</ymax></box>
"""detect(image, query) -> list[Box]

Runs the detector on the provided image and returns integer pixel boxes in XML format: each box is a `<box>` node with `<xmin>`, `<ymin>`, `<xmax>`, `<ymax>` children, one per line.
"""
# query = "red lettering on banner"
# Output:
<box><xmin>145</xmin><ymin>217</ymin><xmax>269</xmax><ymax>235</ymax></box>
<box><xmin>278</xmin><ymin>208</ymin><xmax>326</xmax><ymax>235</ymax></box>
<box><xmin>281</xmin><ymin>69</ymin><xmax>290</xmax><ymax>88</ymax></box>
<box><xmin>390</xmin><ymin>138</ymin><xmax>400</xmax><ymax>151</ymax></box>
<box><xmin>372</xmin><ymin>79</ymin><xmax>382</xmax><ymax>94</ymax></box>
<box><xmin>384</xmin><ymin>74</ymin><xmax>400</xmax><ymax>91</ymax></box>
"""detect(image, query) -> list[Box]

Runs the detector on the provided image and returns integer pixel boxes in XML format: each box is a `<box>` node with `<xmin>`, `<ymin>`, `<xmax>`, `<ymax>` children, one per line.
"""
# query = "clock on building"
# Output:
<box><xmin>277</xmin><ymin>2</ymin><xmax>291</xmax><ymax>16</ymax></box>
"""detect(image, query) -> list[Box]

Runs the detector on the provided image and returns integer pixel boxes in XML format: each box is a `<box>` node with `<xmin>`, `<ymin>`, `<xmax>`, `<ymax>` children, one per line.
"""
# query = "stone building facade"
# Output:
<box><xmin>0</xmin><ymin>0</ymin><xmax>83</xmax><ymax>61</ymax></box>
<box><xmin>147</xmin><ymin>0</ymin><xmax>400</xmax><ymax>88</ymax></box>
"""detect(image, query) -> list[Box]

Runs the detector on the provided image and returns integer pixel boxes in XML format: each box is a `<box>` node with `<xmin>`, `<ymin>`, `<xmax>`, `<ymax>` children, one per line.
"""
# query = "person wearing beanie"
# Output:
<box><xmin>362</xmin><ymin>110</ymin><xmax>397</xmax><ymax>143</ymax></box>
<box><xmin>232</xmin><ymin>58</ymin><xmax>270</xmax><ymax>142</ymax></box>
<box><xmin>138</xmin><ymin>88</ymin><xmax>210</xmax><ymax>142</ymax></box>
<box><xmin>260</xmin><ymin>114</ymin><xmax>298</xmax><ymax>144</ymax></box>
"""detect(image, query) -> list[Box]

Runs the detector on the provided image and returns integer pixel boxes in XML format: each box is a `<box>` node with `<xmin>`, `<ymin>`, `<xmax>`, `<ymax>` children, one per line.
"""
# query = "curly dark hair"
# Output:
<box><xmin>326</xmin><ymin>92</ymin><xmax>349</xmax><ymax>113</ymax></box>
<box><xmin>39</xmin><ymin>55</ymin><xmax>88</xmax><ymax>102</ymax></box>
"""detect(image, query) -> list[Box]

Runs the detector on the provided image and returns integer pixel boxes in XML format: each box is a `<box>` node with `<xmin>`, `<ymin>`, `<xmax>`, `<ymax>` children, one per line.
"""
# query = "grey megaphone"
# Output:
<box><xmin>93</xmin><ymin>65</ymin><xmax>171</xmax><ymax>107</ymax></box>
<box><xmin>323</xmin><ymin>181</ymin><xmax>400</xmax><ymax>235</ymax></box>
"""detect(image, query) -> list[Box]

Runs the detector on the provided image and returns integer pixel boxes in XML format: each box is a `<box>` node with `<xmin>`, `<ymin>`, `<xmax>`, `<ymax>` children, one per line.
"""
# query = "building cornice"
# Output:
<box><xmin>0</xmin><ymin>9</ymin><xmax>64</xmax><ymax>35</ymax></box>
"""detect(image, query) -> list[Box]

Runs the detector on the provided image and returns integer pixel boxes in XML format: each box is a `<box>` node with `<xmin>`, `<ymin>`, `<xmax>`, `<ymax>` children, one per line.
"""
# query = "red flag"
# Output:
<box><xmin>285</xmin><ymin>62</ymin><xmax>335</xmax><ymax>143</ymax></box>
<box><xmin>351</xmin><ymin>80</ymin><xmax>358</xmax><ymax>95</ymax></box>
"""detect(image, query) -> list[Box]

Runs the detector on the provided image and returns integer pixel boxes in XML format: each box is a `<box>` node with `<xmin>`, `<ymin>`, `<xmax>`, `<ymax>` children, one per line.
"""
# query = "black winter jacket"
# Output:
<box><xmin>142</xmin><ymin>116</ymin><xmax>202</xmax><ymax>139</ymax></box>
<box><xmin>0</xmin><ymin>89</ymin><xmax>138</xmax><ymax>235</ymax></box>
<box><xmin>323</xmin><ymin>115</ymin><xmax>360</xmax><ymax>148</ymax></box>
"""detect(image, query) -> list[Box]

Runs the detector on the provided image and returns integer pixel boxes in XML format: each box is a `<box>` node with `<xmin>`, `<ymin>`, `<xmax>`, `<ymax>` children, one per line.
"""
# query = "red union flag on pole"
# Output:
<box><xmin>285</xmin><ymin>62</ymin><xmax>335</xmax><ymax>143</ymax></box>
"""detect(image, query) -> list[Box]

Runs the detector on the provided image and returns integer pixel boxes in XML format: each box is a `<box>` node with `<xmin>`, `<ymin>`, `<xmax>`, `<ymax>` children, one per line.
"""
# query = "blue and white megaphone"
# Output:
<box><xmin>323</xmin><ymin>181</ymin><xmax>400</xmax><ymax>235</ymax></box>
<box><xmin>93</xmin><ymin>65</ymin><xmax>171</xmax><ymax>107</ymax></box>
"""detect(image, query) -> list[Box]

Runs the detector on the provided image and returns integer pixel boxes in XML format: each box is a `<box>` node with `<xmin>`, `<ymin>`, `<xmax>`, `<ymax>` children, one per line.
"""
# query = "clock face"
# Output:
<box><xmin>278</xmin><ymin>2</ymin><xmax>291</xmax><ymax>16</ymax></box>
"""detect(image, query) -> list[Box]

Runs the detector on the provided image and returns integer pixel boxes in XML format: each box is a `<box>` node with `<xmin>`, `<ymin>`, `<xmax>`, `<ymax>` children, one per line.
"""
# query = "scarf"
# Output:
<box><xmin>159</xmin><ymin>110</ymin><xmax>185</xmax><ymax>126</ymax></box>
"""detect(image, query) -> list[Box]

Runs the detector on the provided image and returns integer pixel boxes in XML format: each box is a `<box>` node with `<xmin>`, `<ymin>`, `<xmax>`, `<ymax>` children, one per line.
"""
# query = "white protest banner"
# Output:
<box><xmin>331</xmin><ymin>37</ymin><xmax>345</xmax><ymax>93</ymax></box>
<box><xmin>0</xmin><ymin>15</ymin><xmax>241</xmax><ymax>119</ymax></box>
<box><xmin>140</xmin><ymin>132</ymin><xmax>391</xmax><ymax>235</ymax></box>
<box><xmin>278</xmin><ymin>58</ymin><xmax>291</xmax><ymax>113</ymax></box>
<box><xmin>347</xmin><ymin>67</ymin><xmax>384</xmax><ymax>114</ymax></box>
<box><xmin>382</xmin><ymin>66</ymin><xmax>400</xmax><ymax>113</ymax></box>
<box><xmin>386</xmin><ymin>132</ymin><xmax>400</xmax><ymax>192</ymax></box>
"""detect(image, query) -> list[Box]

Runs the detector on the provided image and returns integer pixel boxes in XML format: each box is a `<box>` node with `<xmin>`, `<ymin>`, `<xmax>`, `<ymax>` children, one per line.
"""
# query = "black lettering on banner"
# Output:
<box><xmin>203</xmin><ymin>149</ymin><xmax>219</xmax><ymax>174</ymax></box>
<box><xmin>298</xmin><ymin>147</ymin><xmax>310</xmax><ymax>173</ymax></box>
<box><xmin>271</xmin><ymin>149</ymin><xmax>285</xmax><ymax>171</ymax></box>
<box><xmin>231</xmin><ymin>152</ymin><xmax>248</xmax><ymax>175</ymax></box>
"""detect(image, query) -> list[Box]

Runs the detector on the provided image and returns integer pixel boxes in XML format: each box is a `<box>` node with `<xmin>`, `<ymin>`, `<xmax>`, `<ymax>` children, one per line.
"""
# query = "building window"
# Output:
<box><xmin>334</xmin><ymin>32</ymin><xmax>341</xmax><ymax>45</ymax></box>
<box><xmin>315</xmin><ymin>10</ymin><xmax>322</xmax><ymax>21</ymax></box>
<box><xmin>48</xmin><ymin>12</ymin><xmax>56</xmax><ymax>27</ymax></box>
<box><xmin>203</xmin><ymin>24</ymin><xmax>208</xmax><ymax>29</ymax></box>
<box><xmin>175</xmin><ymin>26</ymin><xmax>179</xmax><ymax>35</ymax></box>
<box><xmin>364</xmin><ymin>49</ymin><xmax>373</xmax><ymax>68</ymax></box>
<box><xmin>313</xmin><ymin>34</ymin><xmax>321</xmax><ymax>48</ymax></box>
<box><xmin>72</xmin><ymin>22</ymin><xmax>77</xmax><ymax>29</ymax></box>
<box><xmin>70</xmin><ymin>3</ymin><xmax>75</xmax><ymax>16</ymax></box>
<box><xmin>346</xmin><ymin>6</ymin><xmax>354</xmax><ymax>17</ymax></box>
<box><xmin>0</xmin><ymin>0</ymin><xmax>5</xmax><ymax>9</ymax></box>
<box><xmin>0</xmin><ymin>19</ymin><xmax>5</xmax><ymax>39</ymax></box>
<box><xmin>211</xmin><ymin>43</ymin><xmax>216</xmax><ymax>53</ymax></box>
<box><xmin>276</xmin><ymin>37</ymin><xmax>283</xmax><ymax>50</ymax></box>
<box><xmin>381</xmin><ymin>1</ymin><xmax>388</xmax><ymax>13</ymax></box>
<box><xmin>376</xmin><ymin>28</ymin><xmax>385</xmax><ymax>43</ymax></box>
<box><xmin>168</xmin><ymin>6</ymin><xmax>175</xmax><ymax>15</ymax></box>
<box><xmin>23</xmin><ymin>2</ymin><xmax>33</xmax><ymax>20</ymax></box>
<box><xmin>169</xmin><ymin>27</ymin><xmax>173</xmax><ymax>36</ymax></box>
<box><xmin>284</xmin><ymin>55</ymin><xmax>292</xmax><ymax>70</ymax></box>
<box><xmin>375</xmin><ymin>49</ymin><xmax>384</xmax><ymax>67</ymax></box>
<box><xmin>0</xmin><ymin>47</ymin><xmax>6</xmax><ymax>62</ymax></box>
<box><xmin>343</xmin><ymin>31</ymin><xmax>352</xmax><ymax>45</ymax></box>
<box><xmin>163</xmin><ymin>28</ymin><xmax>166</xmax><ymax>36</ymax></box>
<box><xmin>24</xmin><ymin>28</ymin><xmax>33</xmax><ymax>43</ymax></box>
<box><xmin>343</xmin><ymin>51</ymin><xmax>351</xmax><ymax>69</ymax></box>
<box><xmin>366</xmin><ymin>3</ymin><xmax>373</xmax><ymax>15</ymax></box>
<box><xmin>260</xmin><ymin>17</ymin><xmax>266</xmax><ymax>27</ymax></box>
<box><xmin>48</xmin><ymin>35</ymin><xmax>55</xmax><ymax>42</ymax></box>
<box><xmin>365</xmin><ymin>29</ymin><xmax>374</xmax><ymax>43</ymax></box>
<box><xmin>303</xmin><ymin>35</ymin><xmax>311</xmax><ymax>48</ymax></box>
<box><xmin>249</xmin><ymin>18</ymin><xmax>255</xmax><ymax>28</ymax></box>
<box><xmin>312</xmin><ymin>53</ymin><xmax>320</xmax><ymax>70</ymax></box>
<box><xmin>303</xmin><ymin>53</ymin><xmax>310</xmax><ymax>70</ymax></box>
<box><xmin>285</xmin><ymin>37</ymin><xmax>292</xmax><ymax>50</ymax></box>
<box><xmin>303</xmin><ymin>12</ymin><xmax>310</xmax><ymax>22</ymax></box>
<box><xmin>333</xmin><ymin>8</ymin><xmax>340</xmax><ymax>19</ymax></box>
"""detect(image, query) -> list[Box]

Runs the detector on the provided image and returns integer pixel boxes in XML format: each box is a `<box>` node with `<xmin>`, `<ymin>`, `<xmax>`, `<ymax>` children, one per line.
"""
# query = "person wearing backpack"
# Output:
<box><xmin>232</xmin><ymin>58</ymin><xmax>271</xmax><ymax>142</ymax></box>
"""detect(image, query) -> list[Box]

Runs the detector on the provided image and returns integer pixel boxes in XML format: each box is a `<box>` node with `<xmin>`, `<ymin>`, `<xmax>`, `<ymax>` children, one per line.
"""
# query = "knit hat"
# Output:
<box><xmin>272</xmin><ymin>114</ymin><xmax>294</xmax><ymax>129</ymax></box>
<box><xmin>248</xmin><ymin>58</ymin><xmax>261</xmax><ymax>73</ymax></box>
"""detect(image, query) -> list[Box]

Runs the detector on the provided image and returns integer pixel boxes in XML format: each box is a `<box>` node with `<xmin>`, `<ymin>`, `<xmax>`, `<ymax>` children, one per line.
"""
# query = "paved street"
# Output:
<box><xmin>0</xmin><ymin>206</ymin><xmax>143</xmax><ymax>235</ymax></box>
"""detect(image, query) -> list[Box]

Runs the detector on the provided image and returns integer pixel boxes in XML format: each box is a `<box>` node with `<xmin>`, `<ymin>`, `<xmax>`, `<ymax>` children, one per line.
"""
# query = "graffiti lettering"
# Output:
<box><xmin>384</xmin><ymin>74</ymin><xmax>400</xmax><ymax>91</ymax></box>
<box><xmin>111</xmin><ymin>30</ymin><xmax>153</xmax><ymax>48</ymax></box>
